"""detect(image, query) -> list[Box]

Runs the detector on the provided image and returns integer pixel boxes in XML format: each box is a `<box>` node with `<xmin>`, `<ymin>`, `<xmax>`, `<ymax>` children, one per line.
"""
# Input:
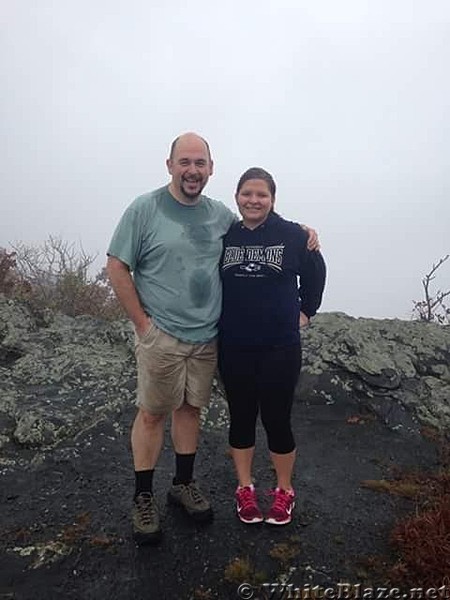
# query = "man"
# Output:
<box><xmin>107</xmin><ymin>132</ymin><xmax>318</xmax><ymax>545</ymax></box>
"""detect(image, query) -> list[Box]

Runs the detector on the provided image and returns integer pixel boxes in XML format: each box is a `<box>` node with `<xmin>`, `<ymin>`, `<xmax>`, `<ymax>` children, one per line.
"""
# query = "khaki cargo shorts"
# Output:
<box><xmin>134</xmin><ymin>322</ymin><xmax>217</xmax><ymax>415</ymax></box>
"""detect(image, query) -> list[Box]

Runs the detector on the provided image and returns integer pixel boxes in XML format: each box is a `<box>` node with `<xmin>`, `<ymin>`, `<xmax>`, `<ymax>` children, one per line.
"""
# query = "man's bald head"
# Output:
<box><xmin>166</xmin><ymin>132</ymin><xmax>214</xmax><ymax>204</ymax></box>
<box><xmin>169</xmin><ymin>132</ymin><xmax>212</xmax><ymax>162</ymax></box>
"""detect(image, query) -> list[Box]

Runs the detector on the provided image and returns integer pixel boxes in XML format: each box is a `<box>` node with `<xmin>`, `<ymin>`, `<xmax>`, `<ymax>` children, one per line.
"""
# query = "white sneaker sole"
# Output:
<box><xmin>238</xmin><ymin>513</ymin><xmax>264</xmax><ymax>524</ymax></box>
<box><xmin>236</xmin><ymin>502</ymin><xmax>264</xmax><ymax>524</ymax></box>
<box><xmin>264</xmin><ymin>516</ymin><xmax>292</xmax><ymax>525</ymax></box>
<box><xmin>265</xmin><ymin>501</ymin><xmax>295</xmax><ymax>525</ymax></box>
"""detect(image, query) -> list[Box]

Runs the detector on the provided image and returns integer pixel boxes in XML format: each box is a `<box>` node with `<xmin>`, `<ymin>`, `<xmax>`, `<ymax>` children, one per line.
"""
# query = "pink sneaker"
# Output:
<box><xmin>235</xmin><ymin>485</ymin><xmax>264</xmax><ymax>524</ymax></box>
<box><xmin>265</xmin><ymin>488</ymin><xmax>295</xmax><ymax>525</ymax></box>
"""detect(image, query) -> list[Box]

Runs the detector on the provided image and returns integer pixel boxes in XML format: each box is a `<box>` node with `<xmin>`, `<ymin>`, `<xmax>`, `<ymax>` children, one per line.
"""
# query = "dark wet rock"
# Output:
<box><xmin>297</xmin><ymin>312</ymin><xmax>450</xmax><ymax>433</ymax></box>
<box><xmin>1</xmin><ymin>297</ymin><xmax>448</xmax><ymax>463</ymax></box>
<box><xmin>0</xmin><ymin>295</ymin><xmax>136</xmax><ymax>467</ymax></box>
<box><xmin>0</xmin><ymin>295</ymin><xmax>449</xmax><ymax>598</ymax></box>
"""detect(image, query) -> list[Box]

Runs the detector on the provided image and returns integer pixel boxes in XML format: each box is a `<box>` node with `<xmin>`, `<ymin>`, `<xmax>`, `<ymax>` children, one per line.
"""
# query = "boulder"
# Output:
<box><xmin>1</xmin><ymin>295</ymin><xmax>449</xmax><ymax>469</ymax></box>
<box><xmin>1</xmin><ymin>295</ymin><xmax>448</xmax><ymax>596</ymax></box>
<box><xmin>298</xmin><ymin>312</ymin><xmax>450</xmax><ymax>433</ymax></box>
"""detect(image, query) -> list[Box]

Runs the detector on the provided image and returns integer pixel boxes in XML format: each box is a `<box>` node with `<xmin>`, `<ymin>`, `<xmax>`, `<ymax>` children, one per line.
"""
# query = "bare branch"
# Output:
<box><xmin>413</xmin><ymin>255</ymin><xmax>450</xmax><ymax>324</ymax></box>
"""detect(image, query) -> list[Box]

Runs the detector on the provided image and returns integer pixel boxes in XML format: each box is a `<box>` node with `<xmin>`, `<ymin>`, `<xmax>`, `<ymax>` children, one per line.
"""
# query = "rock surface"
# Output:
<box><xmin>298</xmin><ymin>312</ymin><xmax>450</xmax><ymax>433</ymax></box>
<box><xmin>0</xmin><ymin>296</ymin><xmax>448</xmax><ymax>598</ymax></box>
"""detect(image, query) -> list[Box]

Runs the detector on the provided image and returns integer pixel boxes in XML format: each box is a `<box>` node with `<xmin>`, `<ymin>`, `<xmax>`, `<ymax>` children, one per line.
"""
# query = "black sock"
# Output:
<box><xmin>134</xmin><ymin>469</ymin><xmax>154</xmax><ymax>499</ymax></box>
<box><xmin>173</xmin><ymin>453</ymin><xmax>196</xmax><ymax>485</ymax></box>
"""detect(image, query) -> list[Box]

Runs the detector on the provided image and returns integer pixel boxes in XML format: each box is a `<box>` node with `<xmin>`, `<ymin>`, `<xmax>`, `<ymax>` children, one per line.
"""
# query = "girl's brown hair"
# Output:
<box><xmin>236</xmin><ymin>167</ymin><xmax>276</xmax><ymax>197</ymax></box>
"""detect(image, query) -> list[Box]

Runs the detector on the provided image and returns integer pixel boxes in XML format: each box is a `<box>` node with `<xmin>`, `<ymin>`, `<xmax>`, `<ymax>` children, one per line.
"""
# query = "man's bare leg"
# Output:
<box><xmin>131</xmin><ymin>407</ymin><xmax>166</xmax><ymax>470</ymax></box>
<box><xmin>171</xmin><ymin>402</ymin><xmax>200</xmax><ymax>454</ymax></box>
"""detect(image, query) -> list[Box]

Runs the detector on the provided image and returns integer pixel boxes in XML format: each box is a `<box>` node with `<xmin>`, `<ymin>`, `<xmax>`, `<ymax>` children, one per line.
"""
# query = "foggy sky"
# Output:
<box><xmin>1</xmin><ymin>0</ymin><xmax>449</xmax><ymax>319</ymax></box>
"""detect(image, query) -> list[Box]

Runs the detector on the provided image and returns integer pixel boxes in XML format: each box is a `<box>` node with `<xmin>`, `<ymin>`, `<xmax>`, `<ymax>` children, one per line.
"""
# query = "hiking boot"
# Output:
<box><xmin>167</xmin><ymin>481</ymin><xmax>213</xmax><ymax>522</ymax></box>
<box><xmin>132</xmin><ymin>492</ymin><xmax>162</xmax><ymax>545</ymax></box>
<box><xmin>265</xmin><ymin>488</ymin><xmax>295</xmax><ymax>525</ymax></box>
<box><xmin>235</xmin><ymin>485</ymin><xmax>264</xmax><ymax>524</ymax></box>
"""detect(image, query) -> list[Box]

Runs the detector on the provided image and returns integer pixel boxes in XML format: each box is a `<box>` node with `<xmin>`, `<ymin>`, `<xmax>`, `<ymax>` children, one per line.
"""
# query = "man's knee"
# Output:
<box><xmin>136</xmin><ymin>407</ymin><xmax>166</xmax><ymax>428</ymax></box>
<box><xmin>174</xmin><ymin>402</ymin><xmax>200</xmax><ymax>419</ymax></box>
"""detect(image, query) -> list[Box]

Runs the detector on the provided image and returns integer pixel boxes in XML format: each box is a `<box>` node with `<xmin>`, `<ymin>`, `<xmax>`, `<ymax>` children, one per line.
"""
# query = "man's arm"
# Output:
<box><xmin>300</xmin><ymin>224</ymin><xmax>320</xmax><ymax>251</ymax></box>
<box><xmin>106</xmin><ymin>256</ymin><xmax>151</xmax><ymax>338</ymax></box>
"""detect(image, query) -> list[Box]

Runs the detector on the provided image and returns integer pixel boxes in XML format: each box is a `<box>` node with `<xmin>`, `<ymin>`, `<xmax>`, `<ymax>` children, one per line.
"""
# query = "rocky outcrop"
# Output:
<box><xmin>0</xmin><ymin>296</ymin><xmax>449</xmax><ymax>471</ymax></box>
<box><xmin>0</xmin><ymin>295</ymin><xmax>136</xmax><ymax>470</ymax></box>
<box><xmin>298</xmin><ymin>312</ymin><xmax>450</xmax><ymax>433</ymax></box>
<box><xmin>1</xmin><ymin>295</ymin><xmax>448</xmax><ymax>597</ymax></box>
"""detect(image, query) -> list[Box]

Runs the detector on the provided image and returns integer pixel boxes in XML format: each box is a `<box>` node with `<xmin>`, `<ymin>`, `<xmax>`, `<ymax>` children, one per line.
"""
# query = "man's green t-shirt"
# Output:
<box><xmin>108</xmin><ymin>186</ymin><xmax>235</xmax><ymax>343</ymax></box>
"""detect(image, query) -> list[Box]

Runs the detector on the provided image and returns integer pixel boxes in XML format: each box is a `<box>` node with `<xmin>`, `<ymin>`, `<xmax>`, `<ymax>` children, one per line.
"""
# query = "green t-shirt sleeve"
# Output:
<box><xmin>222</xmin><ymin>203</ymin><xmax>238</xmax><ymax>227</ymax></box>
<box><xmin>107</xmin><ymin>204</ymin><xmax>144</xmax><ymax>271</ymax></box>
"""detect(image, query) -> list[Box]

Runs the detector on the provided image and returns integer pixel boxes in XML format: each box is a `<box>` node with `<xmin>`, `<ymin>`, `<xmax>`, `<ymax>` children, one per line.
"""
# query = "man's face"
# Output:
<box><xmin>166</xmin><ymin>136</ymin><xmax>213</xmax><ymax>202</ymax></box>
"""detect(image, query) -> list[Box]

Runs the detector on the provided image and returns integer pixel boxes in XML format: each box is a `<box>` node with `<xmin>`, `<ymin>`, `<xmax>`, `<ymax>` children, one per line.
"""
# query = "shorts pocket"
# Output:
<box><xmin>135</xmin><ymin>320</ymin><xmax>157</xmax><ymax>345</ymax></box>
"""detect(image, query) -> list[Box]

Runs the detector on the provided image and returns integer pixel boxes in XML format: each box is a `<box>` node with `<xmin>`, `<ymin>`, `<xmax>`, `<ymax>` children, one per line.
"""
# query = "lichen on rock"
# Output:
<box><xmin>298</xmin><ymin>314</ymin><xmax>450</xmax><ymax>433</ymax></box>
<box><xmin>1</xmin><ymin>294</ymin><xmax>449</xmax><ymax>473</ymax></box>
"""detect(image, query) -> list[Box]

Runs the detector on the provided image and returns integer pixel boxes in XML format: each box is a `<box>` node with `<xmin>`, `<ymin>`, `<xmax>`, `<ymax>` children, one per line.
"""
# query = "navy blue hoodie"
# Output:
<box><xmin>219</xmin><ymin>212</ymin><xmax>326</xmax><ymax>346</ymax></box>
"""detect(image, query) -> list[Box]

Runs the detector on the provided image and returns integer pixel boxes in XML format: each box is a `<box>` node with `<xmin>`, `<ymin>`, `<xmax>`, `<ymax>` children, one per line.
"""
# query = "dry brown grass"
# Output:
<box><xmin>223</xmin><ymin>556</ymin><xmax>266</xmax><ymax>586</ymax></box>
<box><xmin>388</xmin><ymin>495</ymin><xmax>450</xmax><ymax>588</ymax></box>
<box><xmin>269</xmin><ymin>535</ymin><xmax>302</xmax><ymax>566</ymax></box>
<box><xmin>360</xmin><ymin>478</ymin><xmax>422</xmax><ymax>498</ymax></box>
<box><xmin>361</xmin><ymin>431</ymin><xmax>450</xmax><ymax>588</ymax></box>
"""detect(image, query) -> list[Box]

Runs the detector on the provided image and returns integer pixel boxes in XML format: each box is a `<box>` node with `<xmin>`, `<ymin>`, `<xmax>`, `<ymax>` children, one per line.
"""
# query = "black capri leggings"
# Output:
<box><xmin>218</xmin><ymin>344</ymin><xmax>302</xmax><ymax>454</ymax></box>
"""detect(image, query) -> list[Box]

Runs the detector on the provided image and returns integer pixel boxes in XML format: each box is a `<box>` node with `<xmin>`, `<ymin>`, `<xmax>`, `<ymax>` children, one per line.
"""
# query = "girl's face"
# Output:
<box><xmin>235</xmin><ymin>179</ymin><xmax>275</xmax><ymax>229</ymax></box>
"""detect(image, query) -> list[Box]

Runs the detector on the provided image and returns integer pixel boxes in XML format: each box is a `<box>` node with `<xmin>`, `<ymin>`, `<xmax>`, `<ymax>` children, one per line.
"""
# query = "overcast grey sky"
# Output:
<box><xmin>1</xmin><ymin>0</ymin><xmax>449</xmax><ymax>319</ymax></box>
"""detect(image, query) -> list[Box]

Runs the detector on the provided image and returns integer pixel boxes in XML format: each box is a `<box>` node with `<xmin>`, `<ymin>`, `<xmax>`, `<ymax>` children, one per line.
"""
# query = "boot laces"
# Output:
<box><xmin>136</xmin><ymin>493</ymin><xmax>157</xmax><ymax>525</ymax></box>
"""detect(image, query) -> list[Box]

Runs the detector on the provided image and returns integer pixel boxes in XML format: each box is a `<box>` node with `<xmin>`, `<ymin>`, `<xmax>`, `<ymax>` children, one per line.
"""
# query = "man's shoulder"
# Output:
<box><xmin>223</xmin><ymin>218</ymin><xmax>241</xmax><ymax>237</ymax></box>
<box><xmin>200</xmin><ymin>194</ymin><xmax>236</xmax><ymax>227</ymax></box>
<box><xmin>200</xmin><ymin>194</ymin><xmax>231</xmax><ymax>214</ymax></box>
<box><xmin>129</xmin><ymin>186</ymin><xmax>168</xmax><ymax>210</ymax></box>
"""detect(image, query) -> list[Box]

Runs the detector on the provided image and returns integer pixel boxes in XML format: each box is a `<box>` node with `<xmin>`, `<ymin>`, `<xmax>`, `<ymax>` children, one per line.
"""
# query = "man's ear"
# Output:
<box><xmin>166</xmin><ymin>158</ymin><xmax>173</xmax><ymax>175</ymax></box>
<box><xmin>209</xmin><ymin>160</ymin><xmax>214</xmax><ymax>176</ymax></box>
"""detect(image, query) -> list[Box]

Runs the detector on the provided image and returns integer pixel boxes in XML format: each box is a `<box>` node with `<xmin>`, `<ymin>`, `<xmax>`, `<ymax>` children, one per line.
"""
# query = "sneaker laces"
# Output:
<box><xmin>268</xmin><ymin>489</ymin><xmax>293</xmax><ymax>513</ymax></box>
<box><xmin>135</xmin><ymin>493</ymin><xmax>157</xmax><ymax>525</ymax></box>
<box><xmin>237</xmin><ymin>486</ymin><xmax>258</xmax><ymax>510</ymax></box>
